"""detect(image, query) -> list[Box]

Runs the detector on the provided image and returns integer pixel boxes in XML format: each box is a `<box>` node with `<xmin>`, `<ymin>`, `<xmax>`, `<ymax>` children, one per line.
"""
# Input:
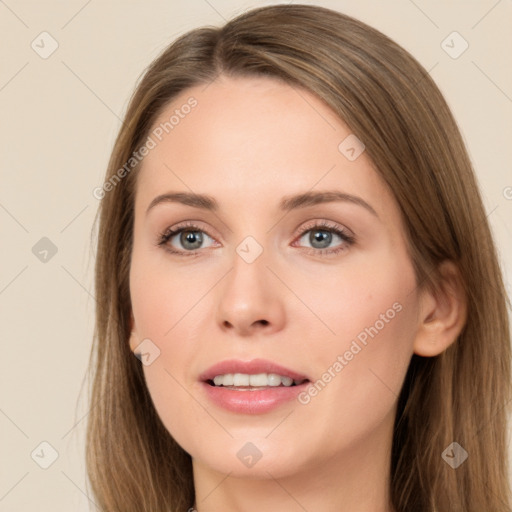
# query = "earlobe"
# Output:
<box><xmin>130</xmin><ymin>331</ymin><xmax>139</xmax><ymax>353</ymax></box>
<box><xmin>413</xmin><ymin>260</ymin><xmax>467</xmax><ymax>357</ymax></box>
<box><xmin>128</xmin><ymin>313</ymin><xmax>139</xmax><ymax>353</ymax></box>
<box><xmin>129</xmin><ymin>330</ymin><xmax>139</xmax><ymax>353</ymax></box>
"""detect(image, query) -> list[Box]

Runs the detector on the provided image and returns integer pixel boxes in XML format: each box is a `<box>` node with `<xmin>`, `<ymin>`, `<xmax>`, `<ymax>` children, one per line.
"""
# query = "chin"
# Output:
<box><xmin>191</xmin><ymin>436</ymin><xmax>312</xmax><ymax>479</ymax></box>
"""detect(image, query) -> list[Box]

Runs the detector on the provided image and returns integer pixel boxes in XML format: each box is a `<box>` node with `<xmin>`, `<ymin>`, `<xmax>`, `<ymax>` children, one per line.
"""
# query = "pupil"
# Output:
<box><xmin>181</xmin><ymin>230</ymin><xmax>203</xmax><ymax>250</ymax></box>
<box><xmin>311</xmin><ymin>230</ymin><xmax>331</xmax><ymax>249</ymax></box>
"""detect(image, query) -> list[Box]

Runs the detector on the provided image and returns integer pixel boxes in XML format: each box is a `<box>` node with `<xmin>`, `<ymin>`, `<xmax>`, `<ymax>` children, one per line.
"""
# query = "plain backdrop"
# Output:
<box><xmin>1</xmin><ymin>1</ymin><xmax>511</xmax><ymax>510</ymax></box>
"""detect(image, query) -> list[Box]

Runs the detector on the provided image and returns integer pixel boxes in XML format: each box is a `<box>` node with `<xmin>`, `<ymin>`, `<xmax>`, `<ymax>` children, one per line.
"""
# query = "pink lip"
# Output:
<box><xmin>199</xmin><ymin>358</ymin><xmax>311</xmax><ymax>415</ymax></box>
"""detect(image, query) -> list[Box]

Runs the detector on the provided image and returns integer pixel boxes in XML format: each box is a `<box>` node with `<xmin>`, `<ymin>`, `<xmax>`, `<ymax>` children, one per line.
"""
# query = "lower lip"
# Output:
<box><xmin>200</xmin><ymin>381</ymin><xmax>310</xmax><ymax>414</ymax></box>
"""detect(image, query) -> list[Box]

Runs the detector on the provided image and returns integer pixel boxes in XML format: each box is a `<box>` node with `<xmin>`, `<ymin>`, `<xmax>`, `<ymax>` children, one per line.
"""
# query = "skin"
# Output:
<box><xmin>128</xmin><ymin>75</ymin><xmax>466</xmax><ymax>512</ymax></box>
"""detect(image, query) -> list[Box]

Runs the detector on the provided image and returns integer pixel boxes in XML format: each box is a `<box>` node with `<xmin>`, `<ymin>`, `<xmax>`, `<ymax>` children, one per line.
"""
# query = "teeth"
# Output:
<box><xmin>211</xmin><ymin>373</ymin><xmax>301</xmax><ymax>387</ymax></box>
<box><xmin>267</xmin><ymin>373</ymin><xmax>282</xmax><ymax>386</ymax></box>
<box><xmin>233</xmin><ymin>373</ymin><xmax>249</xmax><ymax>386</ymax></box>
<box><xmin>249</xmin><ymin>373</ymin><xmax>267</xmax><ymax>386</ymax></box>
<box><xmin>281</xmin><ymin>376</ymin><xmax>293</xmax><ymax>386</ymax></box>
<box><xmin>213</xmin><ymin>375</ymin><xmax>226</xmax><ymax>386</ymax></box>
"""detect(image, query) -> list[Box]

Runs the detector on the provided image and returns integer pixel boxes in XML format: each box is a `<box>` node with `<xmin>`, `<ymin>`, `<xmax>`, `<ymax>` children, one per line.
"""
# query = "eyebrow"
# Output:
<box><xmin>145</xmin><ymin>190</ymin><xmax>378</xmax><ymax>218</ymax></box>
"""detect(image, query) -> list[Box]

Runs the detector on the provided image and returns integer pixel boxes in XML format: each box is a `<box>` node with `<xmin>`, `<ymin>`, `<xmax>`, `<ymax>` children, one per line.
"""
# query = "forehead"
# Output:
<box><xmin>134</xmin><ymin>75</ymin><xmax>395</xmax><ymax>221</ymax></box>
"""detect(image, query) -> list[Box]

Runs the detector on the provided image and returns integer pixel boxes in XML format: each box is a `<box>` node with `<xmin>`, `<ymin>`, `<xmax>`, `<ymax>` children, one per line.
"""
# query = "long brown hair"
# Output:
<box><xmin>85</xmin><ymin>4</ymin><xmax>511</xmax><ymax>511</ymax></box>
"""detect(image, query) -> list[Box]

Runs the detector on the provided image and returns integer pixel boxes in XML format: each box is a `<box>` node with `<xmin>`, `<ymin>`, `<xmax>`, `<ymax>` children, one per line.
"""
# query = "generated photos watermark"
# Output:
<box><xmin>298</xmin><ymin>301</ymin><xmax>403</xmax><ymax>404</ymax></box>
<box><xmin>93</xmin><ymin>96</ymin><xmax>198</xmax><ymax>200</ymax></box>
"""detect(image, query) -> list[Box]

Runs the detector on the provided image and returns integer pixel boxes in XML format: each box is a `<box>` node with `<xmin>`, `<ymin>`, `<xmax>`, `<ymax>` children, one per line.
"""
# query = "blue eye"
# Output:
<box><xmin>157</xmin><ymin>220</ymin><xmax>355</xmax><ymax>257</ymax></box>
<box><xmin>157</xmin><ymin>222</ymin><xmax>216</xmax><ymax>256</ymax></box>
<box><xmin>295</xmin><ymin>222</ymin><xmax>355</xmax><ymax>255</ymax></box>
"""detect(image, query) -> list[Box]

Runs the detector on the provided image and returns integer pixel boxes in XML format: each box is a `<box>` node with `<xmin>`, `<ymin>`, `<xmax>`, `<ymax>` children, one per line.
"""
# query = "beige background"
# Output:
<box><xmin>1</xmin><ymin>0</ymin><xmax>511</xmax><ymax>510</ymax></box>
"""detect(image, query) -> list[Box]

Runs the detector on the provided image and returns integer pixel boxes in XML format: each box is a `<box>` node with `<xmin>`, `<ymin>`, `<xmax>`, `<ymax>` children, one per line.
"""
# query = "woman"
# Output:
<box><xmin>86</xmin><ymin>4</ymin><xmax>511</xmax><ymax>511</ymax></box>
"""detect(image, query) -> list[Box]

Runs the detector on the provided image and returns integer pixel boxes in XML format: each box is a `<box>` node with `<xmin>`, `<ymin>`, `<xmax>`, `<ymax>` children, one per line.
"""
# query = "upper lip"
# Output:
<box><xmin>199</xmin><ymin>358</ymin><xmax>310</xmax><ymax>383</ymax></box>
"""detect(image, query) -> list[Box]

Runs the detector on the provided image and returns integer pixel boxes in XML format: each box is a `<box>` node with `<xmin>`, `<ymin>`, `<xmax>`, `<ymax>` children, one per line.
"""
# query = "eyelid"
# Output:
<box><xmin>291</xmin><ymin>218</ymin><xmax>354</xmax><ymax>240</ymax></box>
<box><xmin>159</xmin><ymin>219</ymin><xmax>351</xmax><ymax>242</ymax></box>
<box><xmin>162</xmin><ymin>219</ymin><xmax>221</xmax><ymax>241</ymax></box>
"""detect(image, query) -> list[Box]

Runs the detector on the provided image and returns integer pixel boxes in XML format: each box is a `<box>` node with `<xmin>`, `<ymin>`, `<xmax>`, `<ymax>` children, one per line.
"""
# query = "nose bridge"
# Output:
<box><xmin>215</xmin><ymin>230</ymin><xmax>285</xmax><ymax>334</ymax></box>
<box><xmin>227</xmin><ymin>209</ymin><xmax>272</xmax><ymax>281</ymax></box>
<box><xmin>235</xmin><ymin>233</ymin><xmax>266</xmax><ymax>266</ymax></box>
<box><xmin>228</xmin><ymin>233</ymin><xmax>271</xmax><ymax>297</ymax></box>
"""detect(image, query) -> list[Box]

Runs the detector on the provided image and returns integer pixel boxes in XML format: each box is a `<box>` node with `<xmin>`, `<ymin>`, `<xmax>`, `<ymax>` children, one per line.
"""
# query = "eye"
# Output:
<box><xmin>293</xmin><ymin>220</ymin><xmax>355</xmax><ymax>256</ymax></box>
<box><xmin>156</xmin><ymin>221</ymin><xmax>217</xmax><ymax>256</ymax></box>
<box><xmin>156</xmin><ymin>219</ymin><xmax>355</xmax><ymax>257</ymax></box>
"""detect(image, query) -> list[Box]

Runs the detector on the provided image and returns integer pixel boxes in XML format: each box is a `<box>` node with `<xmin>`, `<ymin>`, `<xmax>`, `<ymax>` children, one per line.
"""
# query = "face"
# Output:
<box><xmin>129</xmin><ymin>74</ymin><xmax>421</xmax><ymax>479</ymax></box>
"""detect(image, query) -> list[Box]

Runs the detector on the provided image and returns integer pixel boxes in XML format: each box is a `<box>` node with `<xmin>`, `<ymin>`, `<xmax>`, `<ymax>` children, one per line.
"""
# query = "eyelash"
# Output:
<box><xmin>156</xmin><ymin>220</ymin><xmax>356</xmax><ymax>258</ymax></box>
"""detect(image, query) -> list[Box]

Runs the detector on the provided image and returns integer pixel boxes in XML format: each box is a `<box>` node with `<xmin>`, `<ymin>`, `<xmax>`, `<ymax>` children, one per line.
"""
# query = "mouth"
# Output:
<box><xmin>199</xmin><ymin>358</ymin><xmax>310</xmax><ymax>388</ymax></box>
<box><xmin>198</xmin><ymin>359</ymin><xmax>311</xmax><ymax>413</ymax></box>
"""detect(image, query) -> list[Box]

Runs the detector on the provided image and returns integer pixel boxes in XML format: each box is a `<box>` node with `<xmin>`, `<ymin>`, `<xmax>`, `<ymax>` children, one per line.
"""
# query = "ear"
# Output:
<box><xmin>413</xmin><ymin>260</ymin><xmax>467</xmax><ymax>357</ymax></box>
<box><xmin>128</xmin><ymin>312</ymin><xmax>139</xmax><ymax>353</ymax></box>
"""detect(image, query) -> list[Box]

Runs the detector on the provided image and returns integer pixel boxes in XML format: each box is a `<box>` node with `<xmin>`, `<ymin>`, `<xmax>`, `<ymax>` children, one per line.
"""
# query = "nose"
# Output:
<box><xmin>215</xmin><ymin>247</ymin><xmax>286</xmax><ymax>337</ymax></box>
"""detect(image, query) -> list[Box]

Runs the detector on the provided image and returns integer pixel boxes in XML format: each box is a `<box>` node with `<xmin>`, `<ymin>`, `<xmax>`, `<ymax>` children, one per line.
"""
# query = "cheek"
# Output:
<box><xmin>129</xmin><ymin>252</ymin><xmax>217</xmax><ymax>447</ymax></box>
<box><xmin>294</xmin><ymin>254</ymin><xmax>418</xmax><ymax>437</ymax></box>
<box><xmin>289</xmin><ymin>247</ymin><xmax>418</xmax><ymax>365</ymax></box>
<box><xmin>129</xmin><ymin>245</ymin><xmax>215</xmax><ymax>343</ymax></box>
<box><xmin>295</xmin><ymin>246</ymin><xmax>417</xmax><ymax>410</ymax></box>
<box><xmin>302</xmin><ymin>307</ymin><xmax>415</xmax><ymax>454</ymax></box>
